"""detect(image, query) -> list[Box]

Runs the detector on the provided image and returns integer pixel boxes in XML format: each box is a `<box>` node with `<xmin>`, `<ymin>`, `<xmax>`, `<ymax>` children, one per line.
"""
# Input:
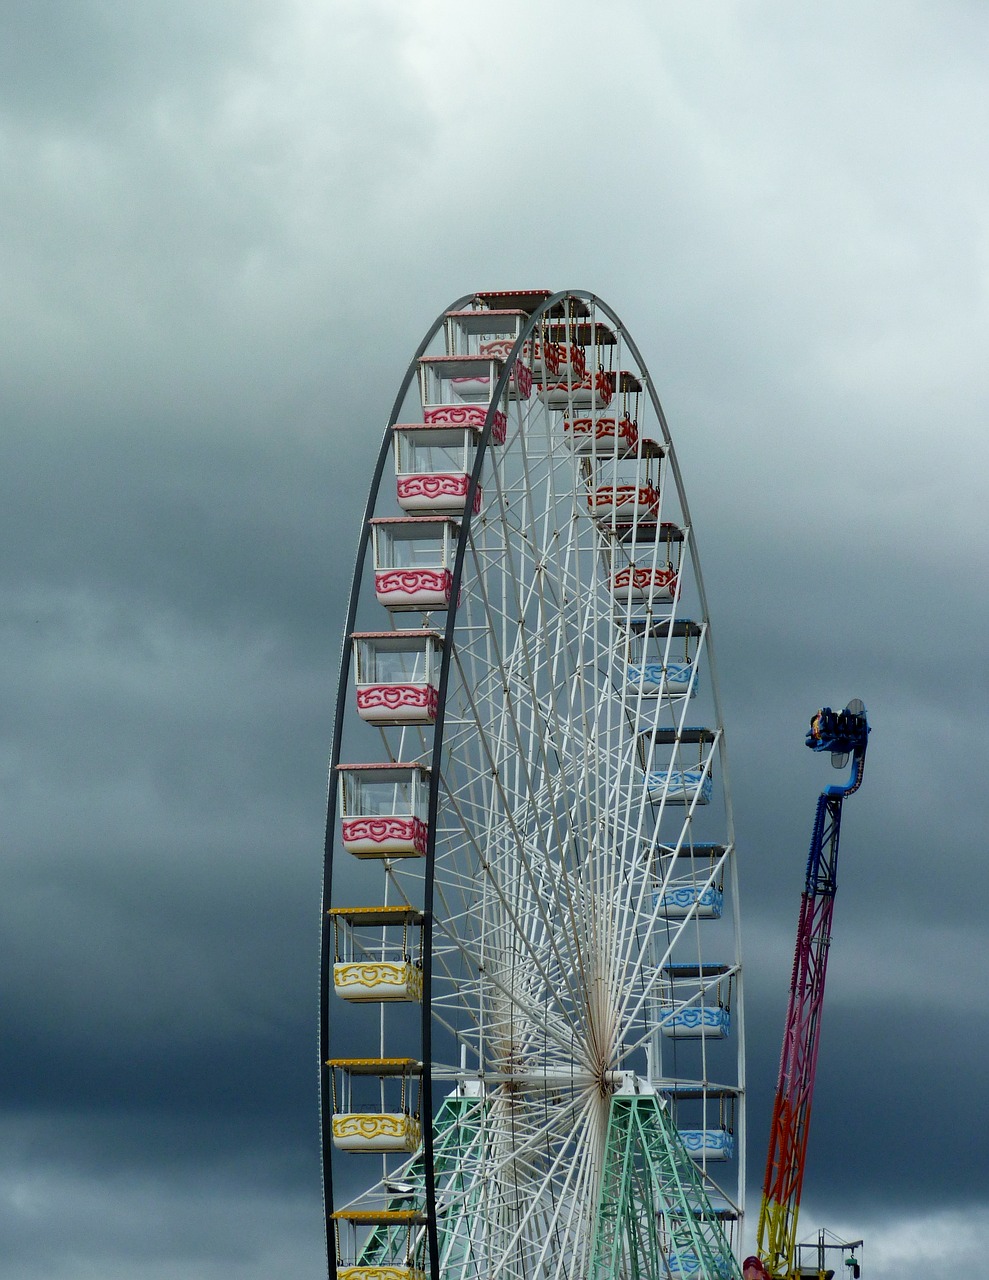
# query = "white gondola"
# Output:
<box><xmin>339</xmin><ymin>1270</ymin><xmax>425</xmax><ymax>1280</ymax></box>
<box><xmin>329</xmin><ymin>906</ymin><xmax>424</xmax><ymax>1003</ymax></box>
<box><xmin>502</xmin><ymin>336</ymin><xmax>563</xmax><ymax>379</ymax></box>
<box><xmin>475</xmin><ymin>337</ymin><xmax>531</xmax><ymax>365</ymax></box>
<box><xmin>563</xmin><ymin>414</ymin><xmax>638</xmax><ymax>455</ymax></box>
<box><xmin>333</xmin><ymin>961</ymin><xmax>423</xmax><ymax>1003</ymax></box>
<box><xmin>624</xmin><ymin>613</ymin><xmax>699</xmax><ymax>701</ymax></box>
<box><xmin>334</xmin><ymin>1207</ymin><xmax>427</xmax><ymax>1280</ymax></box>
<box><xmin>611</xmin><ymin>564</ymin><xmax>678</xmax><ymax>603</ymax></box>
<box><xmin>588</xmin><ymin>433</ymin><xmax>664</xmax><ymax>519</ymax></box>
<box><xmin>679</xmin><ymin>1129</ymin><xmax>735</xmax><ymax>1161</ymax></box>
<box><xmin>477</xmin><ymin>335</ymin><xmax>577</xmax><ymax>383</ymax></box>
<box><xmin>392</xmin><ymin>431</ymin><xmax>478</xmax><ymax>516</ymax></box>
<box><xmin>539</xmin><ymin>369</ymin><xmax>615</xmax><ymax>409</ymax></box>
<box><xmin>590</xmin><ymin>481</ymin><xmax>659</xmax><ymax>520</ymax></box>
<box><xmin>392</xmin><ymin>424</ymin><xmax>481</xmax><ymax>516</ymax></box>
<box><xmin>528</xmin><ymin>337</ymin><xmax>562</xmax><ymax>379</ymax></box>
<box><xmin>332</xmin><ymin>1112</ymin><xmax>422</xmax><ymax>1153</ymax></box>
<box><xmin>328</xmin><ymin>1058</ymin><xmax>421</xmax><ymax>1154</ymax></box>
<box><xmin>646</xmin><ymin>769</ymin><xmax>713</xmax><ymax>805</ymax></box>
<box><xmin>421</xmin><ymin>402</ymin><xmax>507</xmax><ymax>442</ymax></box>
<box><xmin>660</xmin><ymin>1005</ymin><xmax>731</xmax><ymax>1039</ymax></box>
<box><xmin>655</xmin><ymin>885</ymin><xmax>724</xmax><ymax>919</ymax></box>
<box><xmin>541</xmin><ymin>319</ymin><xmax>596</xmax><ymax>381</ymax></box>
<box><xmin>657</xmin><ymin>965</ymin><xmax>732</xmax><ymax>1040</ymax></box>
<box><xmin>444</xmin><ymin>307</ymin><xmax>525</xmax><ymax>358</ymax></box>
<box><xmin>550</xmin><ymin>342</ymin><xmax>586</xmax><ymax>380</ymax></box>
<box><xmin>491</xmin><ymin>335</ymin><xmax>583</xmax><ymax>378</ymax></box>
<box><xmin>626</xmin><ymin>661</ymin><xmax>697</xmax><ymax>698</ymax></box>
<box><xmin>352</xmin><ymin>631</ymin><xmax>442</xmax><ymax>726</ymax></box>
<box><xmin>371</xmin><ymin>517</ymin><xmax>460</xmax><ymax>611</ymax></box>
<box><xmin>419</xmin><ymin>353</ymin><xmax>531</xmax><ymax>406</ymax></box>
<box><xmin>337</xmin><ymin>765</ymin><xmax>430</xmax><ymax>858</ymax></box>
<box><xmin>612</xmin><ymin>520</ymin><xmax>684</xmax><ymax>606</ymax></box>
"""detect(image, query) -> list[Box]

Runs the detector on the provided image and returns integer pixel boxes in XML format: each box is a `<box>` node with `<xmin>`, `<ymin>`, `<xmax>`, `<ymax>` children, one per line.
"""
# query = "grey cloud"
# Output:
<box><xmin>1</xmin><ymin>1</ymin><xmax>987</xmax><ymax>1275</ymax></box>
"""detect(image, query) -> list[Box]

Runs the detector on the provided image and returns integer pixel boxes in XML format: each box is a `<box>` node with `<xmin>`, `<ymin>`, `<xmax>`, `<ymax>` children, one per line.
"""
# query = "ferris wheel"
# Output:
<box><xmin>319</xmin><ymin>290</ymin><xmax>745</xmax><ymax>1280</ymax></box>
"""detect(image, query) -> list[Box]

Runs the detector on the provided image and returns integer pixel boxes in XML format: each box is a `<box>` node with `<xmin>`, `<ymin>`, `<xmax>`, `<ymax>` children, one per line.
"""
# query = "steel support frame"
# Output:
<box><xmin>757</xmin><ymin>792</ymin><xmax>842</xmax><ymax>1277</ymax></box>
<box><xmin>592</xmin><ymin>1094</ymin><xmax>739</xmax><ymax>1280</ymax></box>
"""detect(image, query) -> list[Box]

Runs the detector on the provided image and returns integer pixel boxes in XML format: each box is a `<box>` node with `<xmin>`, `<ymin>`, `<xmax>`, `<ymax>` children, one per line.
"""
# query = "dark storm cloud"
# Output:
<box><xmin>0</xmin><ymin>1110</ymin><xmax>323</xmax><ymax>1278</ymax></box>
<box><xmin>796</xmin><ymin>1001</ymin><xmax>989</xmax><ymax>1211</ymax></box>
<box><xmin>1</xmin><ymin>0</ymin><xmax>987</xmax><ymax>1276</ymax></box>
<box><xmin>0</xmin><ymin>423</ymin><xmax>356</xmax><ymax>640</ymax></box>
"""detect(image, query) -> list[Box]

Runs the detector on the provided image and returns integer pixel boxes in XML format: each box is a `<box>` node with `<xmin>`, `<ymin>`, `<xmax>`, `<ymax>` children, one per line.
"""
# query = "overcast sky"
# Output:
<box><xmin>2</xmin><ymin>2</ymin><xmax>987</xmax><ymax>1277</ymax></box>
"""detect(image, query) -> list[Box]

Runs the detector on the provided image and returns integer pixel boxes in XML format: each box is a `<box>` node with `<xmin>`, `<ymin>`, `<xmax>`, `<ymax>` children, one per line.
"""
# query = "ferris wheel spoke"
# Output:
<box><xmin>445</xmin><ymin>1094</ymin><xmax>599</xmax><ymax>1278</ymax></box>
<box><xmin>443</xmin><ymin>622</ymin><xmax>596</xmax><ymax>1028</ymax></box>
<box><xmin>619</xmin><ymin>970</ymin><xmax>741</xmax><ymax>1065</ymax></box>
<box><xmin>612</xmin><ymin>846</ymin><xmax>734</xmax><ymax>1040</ymax></box>
<box><xmin>606</xmin><ymin>775</ymin><xmax>723</xmax><ymax>1009</ymax></box>
<box><xmin>481</xmin><ymin>429</ymin><xmax>595</xmax><ymax>737</ymax></box>
<box><xmin>429</xmin><ymin>790</ymin><xmax>593</xmax><ymax>1058</ymax></box>
<box><xmin>428</xmin><ymin>945</ymin><xmax>581</xmax><ymax>1069</ymax></box>
<box><xmin>543</xmin><ymin>1105</ymin><xmax>606</xmax><ymax>1280</ymax></box>
<box><xmin>466</xmin><ymin>486</ymin><xmax>587</xmax><ymax>824</ymax></box>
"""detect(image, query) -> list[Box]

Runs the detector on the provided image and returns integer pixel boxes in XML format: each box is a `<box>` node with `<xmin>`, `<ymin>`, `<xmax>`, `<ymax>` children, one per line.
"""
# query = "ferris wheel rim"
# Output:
<box><xmin>319</xmin><ymin>291</ymin><xmax>476</xmax><ymax>1269</ymax></box>
<box><xmin>320</xmin><ymin>290</ymin><xmax>745</xmax><ymax>1280</ymax></box>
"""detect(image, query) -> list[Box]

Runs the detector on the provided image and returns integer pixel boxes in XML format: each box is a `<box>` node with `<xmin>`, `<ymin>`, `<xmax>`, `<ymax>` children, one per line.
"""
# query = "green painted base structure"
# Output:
<box><xmin>354</xmin><ymin>1091</ymin><xmax>739</xmax><ymax>1280</ymax></box>
<box><xmin>357</xmin><ymin>1095</ymin><xmax>478</xmax><ymax>1270</ymax></box>
<box><xmin>592</xmin><ymin>1094</ymin><xmax>740</xmax><ymax>1280</ymax></box>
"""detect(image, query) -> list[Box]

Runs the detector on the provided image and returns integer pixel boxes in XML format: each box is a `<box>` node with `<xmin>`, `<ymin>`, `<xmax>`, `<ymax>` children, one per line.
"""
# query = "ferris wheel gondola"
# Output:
<box><xmin>320</xmin><ymin>290</ymin><xmax>745</xmax><ymax>1280</ymax></box>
